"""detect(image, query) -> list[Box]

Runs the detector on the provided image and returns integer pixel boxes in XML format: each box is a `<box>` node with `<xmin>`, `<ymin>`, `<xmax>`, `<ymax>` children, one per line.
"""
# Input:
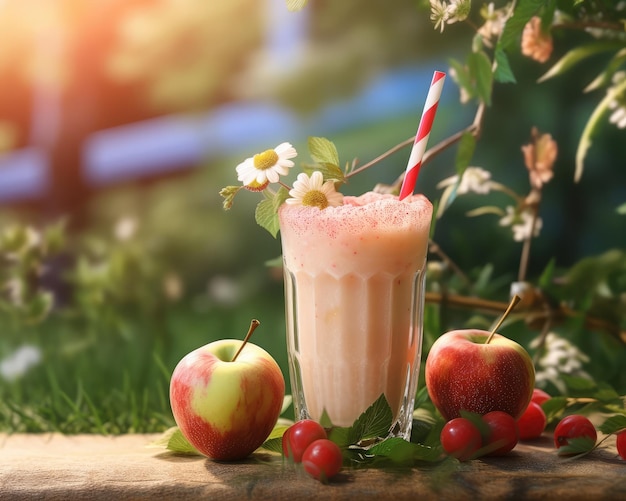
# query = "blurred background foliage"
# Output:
<box><xmin>0</xmin><ymin>0</ymin><xmax>624</xmax><ymax>433</ymax></box>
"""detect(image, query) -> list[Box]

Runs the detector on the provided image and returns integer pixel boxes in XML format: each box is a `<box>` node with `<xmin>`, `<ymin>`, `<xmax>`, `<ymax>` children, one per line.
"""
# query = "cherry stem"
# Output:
<box><xmin>231</xmin><ymin>319</ymin><xmax>261</xmax><ymax>362</ymax></box>
<box><xmin>485</xmin><ymin>295</ymin><xmax>521</xmax><ymax>344</ymax></box>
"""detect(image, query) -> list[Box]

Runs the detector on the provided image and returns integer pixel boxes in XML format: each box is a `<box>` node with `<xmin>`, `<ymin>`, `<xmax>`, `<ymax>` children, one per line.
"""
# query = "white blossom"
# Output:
<box><xmin>531</xmin><ymin>333</ymin><xmax>592</xmax><ymax>394</ymax></box>
<box><xmin>499</xmin><ymin>206</ymin><xmax>542</xmax><ymax>242</ymax></box>
<box><xmin>0</xmin><ymin>345</ymin><xmax>42</xmax><ymax>381</ymax></box>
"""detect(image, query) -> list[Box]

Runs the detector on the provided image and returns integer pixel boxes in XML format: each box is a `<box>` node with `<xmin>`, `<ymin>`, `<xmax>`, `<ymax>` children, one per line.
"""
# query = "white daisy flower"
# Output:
<box><xmin>236</xmin><ymin>142</ymin><xmax>297</xmax><ymax>187</ymax></box>
<box><xmin>285</xmin><ymin>171</ymin><xmax>344</xmax><ymax>209</ymax></box>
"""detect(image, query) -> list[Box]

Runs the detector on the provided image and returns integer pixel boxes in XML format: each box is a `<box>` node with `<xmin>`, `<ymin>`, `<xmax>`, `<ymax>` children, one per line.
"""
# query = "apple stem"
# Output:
<box><xmin>485</xmin><ymin>295</ymin><xmax>521</xmax><ymax>344</ymax></box>
<box><xmin>231</xmin><ymin>319</ymin><xmax>261</xmax><ymax>362</ymax></box>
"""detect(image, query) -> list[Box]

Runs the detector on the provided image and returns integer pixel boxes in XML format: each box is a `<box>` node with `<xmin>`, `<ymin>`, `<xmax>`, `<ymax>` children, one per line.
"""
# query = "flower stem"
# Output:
<box><xmin>518</xmin><ymin>195</ymin><xmax>540</xmax><ymax>282</ymax></box>
<box><xmin>345</xmin><ymin>136</ymin><xmax>414</xmax><ymax>179</ymax></box>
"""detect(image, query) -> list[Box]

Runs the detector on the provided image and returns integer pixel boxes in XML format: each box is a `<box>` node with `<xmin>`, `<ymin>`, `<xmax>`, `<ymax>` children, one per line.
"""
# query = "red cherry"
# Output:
<box><xmin>302</xmin><ymin>439</ymin><xmax>343</xmax><ymax>482</ymax></box>
<box><xmin>531</xmin><ymin>388</ymin><xmax>551</xmax><ymax>405</ymax></box>
<box><xmin>616</xmin><ymin>431</ymin><xmax>626</xmax><ymax>460</ymax></box>
<box><xmin>282</xmin><ymin>419</ymin><xmax>327</xmax><ymax>463</ymax></box>
<box><xmin>554</xmin><ymin>415</ymin><xmax>597</xmax><ymax>450</ymax></box>
<box><xmin>517</xmin><ymin>401</ymin><xmax>547</xmax><ymax>440</ymax></box>
<box><xmin>482</xmin><ymin>411</ymin><xmax>519</xmax><ymax>456</ymax></box>
<box><xmin>440</xmin><ymin>417</ymin><xmax>483</xmax><ymax>461</ymax></box>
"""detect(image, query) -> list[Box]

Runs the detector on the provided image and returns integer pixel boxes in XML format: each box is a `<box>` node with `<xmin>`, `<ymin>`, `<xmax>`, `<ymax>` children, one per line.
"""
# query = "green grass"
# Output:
<box><xmin>0</xmin><ymin>287</ymin><xmax>289</xmax><ymax>434</ymax></box>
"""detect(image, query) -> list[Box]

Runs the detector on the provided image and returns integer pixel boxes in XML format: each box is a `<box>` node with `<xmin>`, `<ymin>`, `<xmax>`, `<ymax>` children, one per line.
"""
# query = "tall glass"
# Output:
<box><xmin>279</xmin><ymin>192</ymin><xmax>432</xmax><ymax>441</ymax></box>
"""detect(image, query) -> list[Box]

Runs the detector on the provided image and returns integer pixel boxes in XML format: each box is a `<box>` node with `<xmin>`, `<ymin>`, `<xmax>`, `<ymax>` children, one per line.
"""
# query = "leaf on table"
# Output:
<box><xmin>557</xmin><ymin>436</ymin><xmax>596</xmax><ymax>457</ymax></box>
<box><xmin>598</xmin><ymin>414</ymin><xmax>626</xmax><ymax>435</ymax></box>
<box><xmin>149</xmin><ymin>427</ymin><xmax>202</xmax><ymax>456</ymax></box>
<box><xmin>347</xmin><ymin>394</ymin><xmax>394</xmax><ymax>445</ymax></box>
<box><xmin>368</xmin><ymin>437</ymin><xmax>442</xmax><ymax>465</ymax></box>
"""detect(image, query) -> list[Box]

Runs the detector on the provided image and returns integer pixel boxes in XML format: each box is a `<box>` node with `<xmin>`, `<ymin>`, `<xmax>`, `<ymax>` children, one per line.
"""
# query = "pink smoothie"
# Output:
<box><xmin>279</xmin><ymin>192</ymin><xmax>432</xmax><ymax>429</ymax></box>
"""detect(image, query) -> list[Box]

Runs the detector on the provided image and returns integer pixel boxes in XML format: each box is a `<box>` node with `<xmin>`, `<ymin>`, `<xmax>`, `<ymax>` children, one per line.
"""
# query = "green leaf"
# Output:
<box><xmin>448</xmin><ymin>58</ymin><xmax>474</xmax><ymax>101</ymax></box>
<box><xmin>24</xmin><ymin>291</ymin><xmax>54</xmax><ymax>324</ymax></box>
<box><xmin>219</xmin><ymin>185</ymin><xmax>243</xmax><ymax>210</ymax></box>
<box><xmin>327</xmin><ymin>425</ymin><xmax>351</xmax><ymax>448</ymax></box>
<box><xmin>413</xmin><ymin>385</ymin><xmax>431</xmax><ymax>410</ymax></box>
<box><xmin>368</xmin><ymin>437</ymin><xmax>441</xmax><ymax>465</ymax></box>
<box><xmin>150</xmin><ymin>427</ymin><xmax>202</xmax><ymax>455</ymax></box>
<box><xmin>301</xmin><ymin>162</ymin><xmax>346</xmax><ymax>184</ymax></box>
<box><xmin>459</xmin><ymin>410</ymin><xmax>491</xmax><ymax>438</ymax></box>
<box><xmin>319</xmin><ymin>409</ymin><xmax>334</xmax><ymax>429</ymax></box>
<box><xmin>541</xmin><ymin>396</ymin><xmax>568</xmax><ymax>422</ymax></box>
<box><xmin>575</xmin><ymin>78</ymin><xmax>626</xmax><ymax>182</ymax></box>
<box><xmin>266</xmin><ymin>424</ymin><xmax>290</xmax><ymax>442</ymax></box>
<box><xmin>557</xmin><ymin>436</ymin><xmax>596</xmax><ymax>457</ymax></box>
<box><xmin>474</xmin><ymin>263</ymin><xmax>494</xmax><ymax>291</ymax></box>
<box><xmin>347</xmin><ymin>394</ymin><xmax>394</xmax><ymax>445</ymax></box>
<box><xmin>538</xmin><ymin>42</ymin><xmax>625</xmax><ymax>83</ymax></box>
<box><xmin>366</xmin><ymin>437</ymin><xmax>415</xmax><ymax>465</ymax></box>
<box><xmin>562</xmin><ymin>374</ymin><xmax>597</xmax><ymax>392</ymax></box>
<box><xmin>494</xmin><ymin>47</ymin><xmax>516</xmax><ymax>84</ymax></box>
<box><xmin>254</xmin><ymin>186</ymin><xmax>289</xmax><ymax>238</ymax></box>
<box><xmin>538</xmin><ymin>258</ymin><xmax>556</xmax><ymax>289</ymax></box>
<box><xmin>285</xmin><ymin>0</ymin><xmax>308</xmax><ymax>12</ymax></box>
<box><xmin>455</xmin><ymin>132</ymin><xmax>476</xmax><ymax>171</ymax></box>
<box><xmin>281</xmin><ymin>395</ymin><xmax>293</xmax><ymax>414</ymax></box>
<box><xmin>1</xmin><ymin>225</ymin><xmax>30</xmax><ymax>253</ymax></box>
<box><xmin>598</xmin><ymin>414</ymin><xmax>626</xmax><ymax>435</ymax></box>
<box><xmin>264</xmin><ymin>255</ymin><xmax>283</xmax><ymax>268</ymax></box>
<box><xmin>617</xmin><ymin>202</ymin><xmax>626</xmax><ymax>215</ymax></box>
<box><xmin>42</xmin><ymin>219</ymin><xmax>66</xmax><ymax>254</ymax></box>
<box><xmin>584</xmin><ymin>48</ymin><xmax>626</xmax><ymax>93</ymax></box>
<box><xmin>593</xmin><ymin>383</ymin><xmax>621</xmax><ymax>404</ymax></box>
<box><xmin>260</xmin><ymin>437</ymin><xmax>283</xmax><ymax>454</ymax></box>
<box><xmin>168</xmin><ymin>428</ymin><xmax>201</xmax><ymax>455</ymax></box>
<box><xmin>469</xmin><ymin>50</ymin><xmax>494</xmax><ymax>106</ymax></box>
<box><xmin>308</xmin><ymin>137</ymin><xmax>340</xmax><ymax>167</ymax></box>
<box><xmin>499</xmin><ymin>0</ymin><xmax>544</xmax><ymax>51</ymax></box>
<box><xmin>260</xmin><ymin>423</ymin><xmax>290</xmax><ymax>453</ymax></box>
<box><xmin>466</xmin><ymin>205</ymin><xmax>505</xmax><ymax>217</ymax></box>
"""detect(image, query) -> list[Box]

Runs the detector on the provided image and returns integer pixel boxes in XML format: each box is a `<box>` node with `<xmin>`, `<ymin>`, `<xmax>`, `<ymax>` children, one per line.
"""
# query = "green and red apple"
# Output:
<box><xmin>425</xmin><ymin>329</ymin><xmax>535</xmax><ymax>421</ymax></box>
<box><xmin>169</xmin><ymin>335</ymin><xmax>285</xmax><ymax>461</ymax></box>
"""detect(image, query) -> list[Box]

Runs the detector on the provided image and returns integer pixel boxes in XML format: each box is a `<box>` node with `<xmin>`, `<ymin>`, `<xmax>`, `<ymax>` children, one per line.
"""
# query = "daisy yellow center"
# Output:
<box><xmin>253</xmin><ymin>150</ymin><xmax>279</xmax><ymax>171</ymax></box>
<box><xmin>302</xmin><ymin>190</ymin><xmax>329</xmax><ymax>209</ymax></box>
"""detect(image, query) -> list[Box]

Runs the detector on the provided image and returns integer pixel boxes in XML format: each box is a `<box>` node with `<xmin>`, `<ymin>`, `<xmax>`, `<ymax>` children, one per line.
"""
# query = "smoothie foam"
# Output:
<box><xmin>279</xmin><ymin>192</ymin><xmax>432</xmax><ymax>428</ymax></box>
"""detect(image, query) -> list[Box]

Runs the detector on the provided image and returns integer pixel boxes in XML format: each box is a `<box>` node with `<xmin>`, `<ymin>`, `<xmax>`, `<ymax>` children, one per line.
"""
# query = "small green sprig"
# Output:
<box><xmin>219</xmin><ymin>137</ymin><xmax>346</xmax><ymax>238</ymax></box>
<box><xmin>265</xmin><ymin>394</ymin><xmax>444</xmax><ymax>468</ymax></box>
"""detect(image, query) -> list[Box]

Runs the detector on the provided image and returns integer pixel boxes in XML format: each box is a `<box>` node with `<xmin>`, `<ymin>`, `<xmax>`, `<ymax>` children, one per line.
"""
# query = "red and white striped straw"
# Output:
<box><xmin>399</xmin><ymin>70</ymin><xmax>446</xmax><ymax>200</ymax></box>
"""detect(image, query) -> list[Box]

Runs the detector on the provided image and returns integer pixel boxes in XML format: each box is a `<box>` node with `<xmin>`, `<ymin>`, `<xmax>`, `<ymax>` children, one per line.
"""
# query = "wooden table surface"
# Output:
<box><xmin>1</xmin><ymin>432</ymin><xmax>625</xmax><ymax>500</ymax></box>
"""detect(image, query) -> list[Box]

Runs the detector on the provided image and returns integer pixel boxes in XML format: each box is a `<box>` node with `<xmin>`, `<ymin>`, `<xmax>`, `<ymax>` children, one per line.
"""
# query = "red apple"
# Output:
<box><xmin>425</xmin><ymin>329</ymin><xmax>535</xmax><ymax>421</ymax></box>
<box><xmin>169</xmin><ymin>337</ymin><xmax>285</xmax><ymax>461</ymax></box>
